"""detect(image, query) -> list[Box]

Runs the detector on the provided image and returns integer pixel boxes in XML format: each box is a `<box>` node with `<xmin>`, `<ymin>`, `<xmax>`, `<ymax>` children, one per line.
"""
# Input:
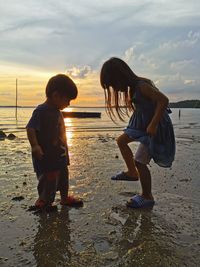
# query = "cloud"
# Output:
<box><xmin>184</xmin><ymin>80</ymin><xmax>195</xmax><ymax>85</ymax></box>
<box><xmin>66</xmin><ymin>65</ymin><xmax>92</xmax><ymax>79</ymax></box>
<box><xmin>170</xmin><ymin>60</ymin><xmax>194</xmax><ymax>71</ymax></box>
<box><xmin>0</xmin><ymin>0</ymin><xmax>200</xmax><ymax>105</ymax></box>
<box><xmin>0</xmin><ymin>92</ymin><xmax>12</xmax><ymax>96</ymax></box>
<box><xmin>159</xmin><ymin>30</ymin><xmax>200</xmax><ymax>51</ymax></box>
<box><xmin>123</xmin><ymin>47</ymin><xmax>134</xmax><ymax>63</ymax></box>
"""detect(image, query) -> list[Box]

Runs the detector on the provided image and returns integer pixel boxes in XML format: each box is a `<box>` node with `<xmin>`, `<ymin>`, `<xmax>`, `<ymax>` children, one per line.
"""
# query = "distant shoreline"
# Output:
<box><xmin>169</xmin><ymin>99</ymin><xmax>200</xmax><ymax>108</ymax></box>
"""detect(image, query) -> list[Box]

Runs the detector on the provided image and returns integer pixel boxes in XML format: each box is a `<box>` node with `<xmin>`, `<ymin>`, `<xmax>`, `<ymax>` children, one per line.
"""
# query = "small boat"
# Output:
<box><xmin>62</xmin><ymin>111</ymin><xmax>101</xmax><ymax>118</ymax></box>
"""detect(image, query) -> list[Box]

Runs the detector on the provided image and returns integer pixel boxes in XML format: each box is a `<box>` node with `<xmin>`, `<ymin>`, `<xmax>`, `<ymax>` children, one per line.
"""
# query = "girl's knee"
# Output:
<box><xmin>135</xmin><ymin>161</ymin><xmax>142</xmax><ymax>168</ymax></box>
<box><xmin>116</xmin><ymin>135</ymin><xmax>127</xmax><ymax>147</ymax></box>
<box><xmin>135</xmin><ymin>160</ymin><xmax>148</xmax><ymax>170</ymax></box>
<box><xmin>116</xmin><ymin>133</ymin><xmax>134</xmax><ymax>147</ymax></box>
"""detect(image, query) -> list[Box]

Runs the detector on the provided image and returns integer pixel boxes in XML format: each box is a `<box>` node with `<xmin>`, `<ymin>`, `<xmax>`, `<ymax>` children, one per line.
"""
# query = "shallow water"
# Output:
<box><xmin>0</xmin><ymin>107</ymin><xmax>200</xmax><ymax>267</ymax></box>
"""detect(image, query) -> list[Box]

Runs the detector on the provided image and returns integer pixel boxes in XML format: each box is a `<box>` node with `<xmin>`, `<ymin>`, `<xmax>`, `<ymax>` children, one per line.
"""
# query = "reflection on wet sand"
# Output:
<box><xmin>33</xmin><ymin>208</ymin><xmax>71</xmax><ymax>267</ymax></box>
<box><xmin>114</xmin><ymin>208</ymin><xmax>181</xmax><ymax>267</ymax></box>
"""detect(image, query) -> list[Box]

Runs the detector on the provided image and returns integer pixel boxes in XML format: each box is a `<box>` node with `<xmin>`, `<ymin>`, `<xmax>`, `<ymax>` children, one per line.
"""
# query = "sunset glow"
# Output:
<box><xmin>0</xmin><ymin>1</ymin><xmax>200</xmax><ymax>106</ymax></box>
<box><xmin>0</xmin><ymin>63</ymin><xmax>102</xmax><ymax>107</ymax></box>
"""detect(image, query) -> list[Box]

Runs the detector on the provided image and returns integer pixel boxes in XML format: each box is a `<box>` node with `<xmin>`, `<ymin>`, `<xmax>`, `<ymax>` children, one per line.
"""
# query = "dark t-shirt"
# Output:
<box><xmin>26</xmin><ymin>103</ymin><xmax>69</xmax><ymax>175</ymax></box>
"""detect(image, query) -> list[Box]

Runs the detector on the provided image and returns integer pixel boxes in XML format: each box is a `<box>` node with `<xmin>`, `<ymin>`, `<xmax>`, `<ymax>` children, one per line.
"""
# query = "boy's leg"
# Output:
<box><xmin>37</xmin><ymin>171</ymin><xmax>60</xmax><ymax>206</ymax></box>
<box><xmin>135</xmin><ymin>144</ymin><xmax>154</xmax><ymax>200</ymax></box>
<box><xmin>58</xmin><ymin>167</ymin><xmax>83</xmax><ymax>207</ymax></box>
<box><xmin>117</xmin><ymin>133</ymin><xmax>139</xmax><ymax>178</ymax></box>
<box><xmin>58</xmin><ymin>167</ymin><xmax>69</xmax><ymax>202</ymax></box>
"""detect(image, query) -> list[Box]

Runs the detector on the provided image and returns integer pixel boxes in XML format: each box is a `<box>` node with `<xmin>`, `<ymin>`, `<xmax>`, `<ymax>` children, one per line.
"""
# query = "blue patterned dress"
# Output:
<box><xmin>124</xmin><ymin>82</ymin><xmax>175</xmax><ymax>167</ymax></box>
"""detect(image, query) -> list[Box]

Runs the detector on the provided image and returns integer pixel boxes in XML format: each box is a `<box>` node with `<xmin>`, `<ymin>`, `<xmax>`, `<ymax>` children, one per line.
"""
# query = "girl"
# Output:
<box><xmin>100</xmin><ymin>57</ymin><xmax>175</xmax><ymax>208</ymax></box>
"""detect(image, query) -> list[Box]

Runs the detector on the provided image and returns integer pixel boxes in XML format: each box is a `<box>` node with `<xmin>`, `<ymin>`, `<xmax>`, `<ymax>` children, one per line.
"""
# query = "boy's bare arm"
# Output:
<box><xmin>26</xmin><ymin>128</ymin><xmax>44</xmax><ymax>159</ymax></box>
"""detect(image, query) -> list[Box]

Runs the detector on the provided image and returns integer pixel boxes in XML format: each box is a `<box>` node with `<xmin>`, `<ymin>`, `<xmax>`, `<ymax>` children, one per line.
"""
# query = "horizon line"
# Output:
<box><xmin>0</xmin><ymin>105</ymin><xmax>106</xmax><ymax>108</ymax></box>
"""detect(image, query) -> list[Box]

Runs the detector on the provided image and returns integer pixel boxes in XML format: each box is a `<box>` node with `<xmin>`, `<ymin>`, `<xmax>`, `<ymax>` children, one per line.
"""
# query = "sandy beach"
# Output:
<box><xmin>0</xmin><ymin>109</ymin><xmax>200</xmax><ymax>267</ymax></box>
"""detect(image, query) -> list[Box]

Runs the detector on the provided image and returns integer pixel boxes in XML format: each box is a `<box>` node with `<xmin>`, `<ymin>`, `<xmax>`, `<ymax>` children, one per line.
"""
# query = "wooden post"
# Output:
<box><xmin>15</xmin><ymin>78</ymin><xmax>18</xmax><ymax>120</ymax></box>
<box><xmin>178</xmin><ymin>109</ymin><xmax>181</xmax><ymax>119</ymax></box>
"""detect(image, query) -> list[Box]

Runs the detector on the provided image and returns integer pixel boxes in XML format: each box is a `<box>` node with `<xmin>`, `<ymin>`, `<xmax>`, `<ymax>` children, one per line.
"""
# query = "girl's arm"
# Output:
<box><xmin>26</xmin><ymin>128</ymin><xmax>44</xmax><ymax>159</ymax></box>
<box><xmin>139</xmin><ymin>82</ymin><xmax>169</xmax><ymax>136</ymax></box>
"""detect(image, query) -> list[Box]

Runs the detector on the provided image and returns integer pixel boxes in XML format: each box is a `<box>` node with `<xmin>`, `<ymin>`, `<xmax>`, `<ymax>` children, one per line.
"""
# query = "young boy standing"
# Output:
<box><xmin>26</xmin><ymin>74</ymin><xmax>83</xmax><ymax>211</ymax></box>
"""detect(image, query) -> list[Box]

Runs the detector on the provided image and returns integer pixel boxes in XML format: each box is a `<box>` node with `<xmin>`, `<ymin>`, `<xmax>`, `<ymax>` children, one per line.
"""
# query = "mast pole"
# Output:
<box><xmin>15</xmin><ymin>78</ymin><xmax>18</xmax><ymax>120</ymax></box>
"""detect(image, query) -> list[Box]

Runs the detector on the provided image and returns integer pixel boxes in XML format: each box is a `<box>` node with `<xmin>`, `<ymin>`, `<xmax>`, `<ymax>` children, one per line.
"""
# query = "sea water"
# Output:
<box><xmin>1</xmin><ymin>107</ymin><xmax>200</xmax><ymax>140</ymax></box>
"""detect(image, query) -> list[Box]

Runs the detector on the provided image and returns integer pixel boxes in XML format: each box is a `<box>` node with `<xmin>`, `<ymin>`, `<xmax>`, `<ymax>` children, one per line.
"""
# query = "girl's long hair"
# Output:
<box><xmin>100</xmin><ymin>57</ymin><xmax>139</xmax><ymax>121</ymax></box>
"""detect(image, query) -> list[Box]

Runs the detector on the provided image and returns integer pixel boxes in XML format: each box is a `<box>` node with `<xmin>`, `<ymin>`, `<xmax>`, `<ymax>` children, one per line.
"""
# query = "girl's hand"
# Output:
<box><xmin>146</xmin><ymin>123</ymin><xmax>158</xmax><ymax>137</ymax></box>
<box><xmin>31</xmin><ymin>145</ymin><xmax>44</xmax><ymax>160</ymax></box>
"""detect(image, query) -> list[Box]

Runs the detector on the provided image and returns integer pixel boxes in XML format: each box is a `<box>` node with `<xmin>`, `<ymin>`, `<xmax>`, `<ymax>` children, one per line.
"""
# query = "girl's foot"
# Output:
<box><xmin>141</xmin><ymin>193</ymin><xmax>154</xmax><ymax>201</ymax></box>
<box><xmin>125</xmin><ymin>170</ymin><xmax>139</xmax><ymax>179</ymax></box>
<box><xmin>111</xmin><ymin>171</ymin><xmax>139</xmax><ymax>181</ymax></box>
<box><xmin>126</xmin><ymin>195</ymin><xmax>155</xmax><ymax>209</ymax></box>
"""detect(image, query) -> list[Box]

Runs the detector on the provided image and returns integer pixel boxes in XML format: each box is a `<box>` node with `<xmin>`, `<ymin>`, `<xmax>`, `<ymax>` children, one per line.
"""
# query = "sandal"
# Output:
<box><xmin>111</xmin><ymin>171</ymin><xmax>139</xmax><ymax>181</ymax></box>
<box><xmin>27</xmin><ymin>199</ymin><xmax>57</xmax><ymax>212</ymax></box>
<box><xmin>126</xmin><ymin>195</ymin><xmax>155</xmax><ymax>208</ymax></box>
<box><xmin>60</xmin><ymin>195</ymin><xmax>83</xmax><ymax>207</ymax></box>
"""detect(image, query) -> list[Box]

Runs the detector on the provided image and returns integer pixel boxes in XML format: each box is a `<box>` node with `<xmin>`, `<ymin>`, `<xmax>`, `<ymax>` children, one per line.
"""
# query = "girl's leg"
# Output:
<box><xmin>135</xmin><ymin>161</ymin><xmax>154</xmax><ymax>200</ymax></box>
<box><xmin>117</xmin><ymin>133</ymin><xmax>139</xmax><ymax>178</ymax></box>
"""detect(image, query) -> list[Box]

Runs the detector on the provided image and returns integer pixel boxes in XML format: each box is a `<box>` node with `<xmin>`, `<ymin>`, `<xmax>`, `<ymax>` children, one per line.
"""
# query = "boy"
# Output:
<box><xmin>27</xmin><ymin>74</ymin><xmax>83</xmax><ymax>211</ymax></box>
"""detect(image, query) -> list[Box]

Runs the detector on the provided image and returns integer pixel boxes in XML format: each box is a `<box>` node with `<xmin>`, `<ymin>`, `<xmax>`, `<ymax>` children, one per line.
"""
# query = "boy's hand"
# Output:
<box><xmin>31</xmin><ymin>145</ymin><xmax>44</xmax><ymax>160</ymax></box>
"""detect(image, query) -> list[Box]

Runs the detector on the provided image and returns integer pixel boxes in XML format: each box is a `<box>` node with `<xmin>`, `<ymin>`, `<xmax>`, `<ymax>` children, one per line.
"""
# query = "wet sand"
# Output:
<box><xmin>0</xmin><ymin>131</ymin><xmax>200</xmax><ymax>267</ymax></box>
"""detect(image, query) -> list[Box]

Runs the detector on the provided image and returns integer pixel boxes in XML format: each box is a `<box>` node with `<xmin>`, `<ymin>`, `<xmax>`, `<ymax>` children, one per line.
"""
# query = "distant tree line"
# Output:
<box><xmin>169</xmin><ymin>100</ymin><xmax>200</xmax><ymax>108</ymax></box>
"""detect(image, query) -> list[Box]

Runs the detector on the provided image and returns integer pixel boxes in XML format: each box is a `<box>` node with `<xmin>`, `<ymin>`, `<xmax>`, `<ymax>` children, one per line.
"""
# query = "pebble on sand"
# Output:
<box><xmin>0</xmin><ymin>130</ymin><xmax>7</xmax><ymax>140</ymax></box>
<box><xmin>0</xmin><ymin>131</ymin><xmax>16</xmax><ymax>140</ymax></box>
<box><xmin>12</xmin><ymin>196</ymin><xmax>25</xmax><ymax>201</ymax></box>
<box><xmin>7</xmin><ymin>133</ymin><xmax>16</xmax><ymax>140</ymax></box>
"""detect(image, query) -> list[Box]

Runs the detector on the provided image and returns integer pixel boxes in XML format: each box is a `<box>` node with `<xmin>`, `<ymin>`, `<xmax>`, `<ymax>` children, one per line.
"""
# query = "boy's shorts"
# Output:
<box><xmin>135</xmin><ymin>143</ymin><xmax>151</xmax><ymax>165</ymax></box>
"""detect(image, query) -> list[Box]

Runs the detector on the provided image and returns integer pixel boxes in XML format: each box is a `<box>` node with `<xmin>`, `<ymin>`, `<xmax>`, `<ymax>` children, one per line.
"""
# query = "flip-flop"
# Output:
<box><xmin>111</xmin><ymin>171</ymin><xmax>139</xmax><ymax>181</ymax></box>
<box><xmin>126</xmin><ymin>195</ymin><xmax>155</xmax><ymax>208</ymax></box>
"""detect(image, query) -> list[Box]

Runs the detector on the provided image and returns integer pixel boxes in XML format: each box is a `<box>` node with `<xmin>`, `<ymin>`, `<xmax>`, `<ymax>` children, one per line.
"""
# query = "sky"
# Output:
<box><xmin>0</xmin><ymin>0</ymin><xmax>200</xmax><ymax>106</ymax></box>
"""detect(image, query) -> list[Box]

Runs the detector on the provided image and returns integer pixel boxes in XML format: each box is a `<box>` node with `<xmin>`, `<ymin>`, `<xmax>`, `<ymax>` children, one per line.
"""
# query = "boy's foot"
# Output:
<box><xmin>111</xmin><ymin>171</ymin><xmax>139</xmax><ymax>181</ymax></box>
<box><xmin>27</xmin><ymin>199</ymin><xmax>57</xmax><ymax>212</ymax></box>
<box><xmin>60</xmin><ymin>195</ymin><xmax>83</xmax><ymax>207</ymax></box>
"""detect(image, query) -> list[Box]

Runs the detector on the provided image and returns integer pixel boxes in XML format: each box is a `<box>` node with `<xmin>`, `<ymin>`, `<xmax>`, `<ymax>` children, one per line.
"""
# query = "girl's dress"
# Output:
<box><xmin>124</xmin><ymin>81</ymin><xmax>175</xmax><ymax>167</ymax></box>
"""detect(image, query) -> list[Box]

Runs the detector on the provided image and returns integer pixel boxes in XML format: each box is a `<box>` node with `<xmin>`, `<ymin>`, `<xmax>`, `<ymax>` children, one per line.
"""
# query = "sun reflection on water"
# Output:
<box><xmin>62</xmin><ymin>107</ymin><xmax>74</xmax><ymax>112</ymax></box>
<box><xmin>64</xmin><ymin>117</ymin><xmax>73</xmax><ymax>147</ymax></box>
